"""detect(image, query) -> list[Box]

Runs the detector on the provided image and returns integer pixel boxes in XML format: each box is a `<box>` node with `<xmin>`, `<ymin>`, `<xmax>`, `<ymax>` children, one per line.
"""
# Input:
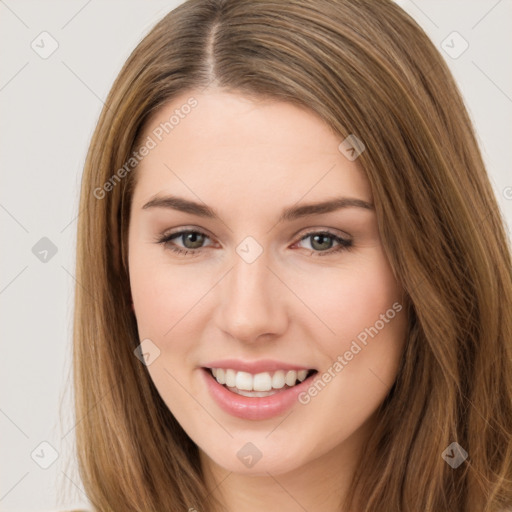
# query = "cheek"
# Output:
<box><xmin>292</xmin><ymin>253</ymin><xmax>406</xmax><ymax>443</ymax></box>
<box><xmin>292</xmin><ymin>250</ymin><xmax>404</xmax><ymax>357</ymax></box>
<box><xmin>292</xmin><ymin>248</ymin><xmax>406</xmax><ymax>405</ymax></box>
<box><xmin>129</xmin><ymin>247</ymin><xmax>207</xmax><ymax>339</ymax></box>
<box><xmin>128</xmin><ymin>248</ymin><xmax>206</xmax><ymax>416</ymax></box>
<box><xmin>130</xmin><ymin>241</ymin><xmax>403</xmax><ymax>354</ymax></box>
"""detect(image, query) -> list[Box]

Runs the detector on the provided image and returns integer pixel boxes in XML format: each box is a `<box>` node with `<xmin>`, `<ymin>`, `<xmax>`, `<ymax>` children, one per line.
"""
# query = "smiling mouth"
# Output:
<box><xmin>204</xmin><ymin>367</ymin><xmax>318</xmax><ymax>397</ymax></box>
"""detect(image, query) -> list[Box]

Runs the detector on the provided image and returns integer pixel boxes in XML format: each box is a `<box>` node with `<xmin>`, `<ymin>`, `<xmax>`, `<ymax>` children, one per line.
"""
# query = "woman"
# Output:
<box><xmin>72</xmin><ymin>0</ymin><xmax>512</xmax><ymax>510</ymax></box>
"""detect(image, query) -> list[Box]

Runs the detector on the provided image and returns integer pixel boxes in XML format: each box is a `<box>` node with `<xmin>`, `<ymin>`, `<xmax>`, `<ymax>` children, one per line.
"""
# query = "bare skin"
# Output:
<box><xmin>128</xmin><ymin>89</ymin><xmax>407</xmax><ymax>511</ymax></box>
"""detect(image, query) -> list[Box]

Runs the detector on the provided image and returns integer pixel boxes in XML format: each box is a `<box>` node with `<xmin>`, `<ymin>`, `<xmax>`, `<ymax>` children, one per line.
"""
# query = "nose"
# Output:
<box><xmin>215</xmin><ymin>251</ymin><xmax>288</xmax><ymax>344</ymax></box>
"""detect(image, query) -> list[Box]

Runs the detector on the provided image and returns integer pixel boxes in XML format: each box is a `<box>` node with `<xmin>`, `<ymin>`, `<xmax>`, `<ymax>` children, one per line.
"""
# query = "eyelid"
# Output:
<box><xmin>156</xmin><ymin>226</ymin><xmax>351</xmax><ymax>243</ymax></box>
<box><xmin>156</xmin><ymin>226</ymin><xmax>353</xmax><ymax>255</ymax></box>
<box><xmin>157</xmin><ymin>225</ymin><xmax>216</xmax><ymax>242</ymax></box>
<box><xmin>294</xmin><ymin>226</ymin><xmax>352</xmax><ymax>241</ymax></box>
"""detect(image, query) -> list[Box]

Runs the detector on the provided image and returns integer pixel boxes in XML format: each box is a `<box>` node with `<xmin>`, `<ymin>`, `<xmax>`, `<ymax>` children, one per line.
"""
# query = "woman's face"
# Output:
<box><xmin>128</xmin><ymin>89</ymin><xmax>407</xmax><ymax>477</ymax></box>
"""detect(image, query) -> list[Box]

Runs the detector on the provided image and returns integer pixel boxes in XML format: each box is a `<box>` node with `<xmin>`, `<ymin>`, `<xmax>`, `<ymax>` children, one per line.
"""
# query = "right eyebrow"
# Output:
<box><xmin>142</xmin><ymin>195</ymin><xmax>217</xmax><ymax>217</ymax></box>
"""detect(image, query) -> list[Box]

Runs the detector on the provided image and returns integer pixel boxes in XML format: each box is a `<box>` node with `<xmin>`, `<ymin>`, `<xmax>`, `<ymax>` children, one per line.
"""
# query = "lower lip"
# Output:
<box><xmin>201</xmin><ymin>368</ymin><xmax>315</xmax><ymax>421</ymax></box>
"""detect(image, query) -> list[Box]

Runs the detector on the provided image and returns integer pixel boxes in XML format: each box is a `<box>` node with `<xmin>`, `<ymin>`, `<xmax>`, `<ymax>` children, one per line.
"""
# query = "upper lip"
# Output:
<box><xmin>203</xmin><ymin>359</ymin><xmax>315</xmax><ymax>374</ymax></box>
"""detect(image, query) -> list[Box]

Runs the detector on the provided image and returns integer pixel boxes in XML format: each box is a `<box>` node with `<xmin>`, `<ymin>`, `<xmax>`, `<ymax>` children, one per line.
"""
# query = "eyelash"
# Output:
<box><xmin>155</xmin><ymin>228</ymin><xmax>353</xmax><ymax>257</ymax></box>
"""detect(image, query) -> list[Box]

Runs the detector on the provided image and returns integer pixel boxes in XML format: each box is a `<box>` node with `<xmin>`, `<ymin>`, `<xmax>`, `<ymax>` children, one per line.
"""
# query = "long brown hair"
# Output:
<box><xmin>72</xmin><ymin>0</ymin><xmax>512</xmax><ymax>510</ymax></box>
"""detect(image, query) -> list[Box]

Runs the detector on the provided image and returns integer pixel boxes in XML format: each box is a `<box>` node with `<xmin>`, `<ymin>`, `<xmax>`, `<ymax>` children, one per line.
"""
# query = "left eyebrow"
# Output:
<box><xmin>142</xmin><ymin>194</ymin><xmax>374</xmax><ymax>222</ymax></box>
<box><xmin>279</xmin><ymin>197</ymin><xmax>374</xmax><ymax>222</ymax></box>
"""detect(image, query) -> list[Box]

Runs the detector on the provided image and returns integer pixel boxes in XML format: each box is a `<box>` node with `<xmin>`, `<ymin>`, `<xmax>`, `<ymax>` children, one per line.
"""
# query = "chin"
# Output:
<box><xmin>199</xmin><ymin>436</ymin><xmax>313</xmax><ymax>476</ymax></box>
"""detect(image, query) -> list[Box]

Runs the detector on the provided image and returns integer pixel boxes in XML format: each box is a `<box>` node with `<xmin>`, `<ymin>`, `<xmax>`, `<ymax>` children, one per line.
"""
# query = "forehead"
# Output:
<box><xmin>132</xmin><ymin>89</ymin><xmax>372</xmax><ymax>211</ymax></box>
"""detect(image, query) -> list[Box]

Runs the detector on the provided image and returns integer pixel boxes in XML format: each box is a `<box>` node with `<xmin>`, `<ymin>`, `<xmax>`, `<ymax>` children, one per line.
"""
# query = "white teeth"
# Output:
<box><xmin>253</xmin><ymin>372</ymin><xmax>272</xmax><ymax>391</ymax></box>
<box><xmin>235</xmin><ymin>389</ymin><xmax>279</xmax><ymax>397</ymax></box>
<box><xmin>285</xmin><ymin>370</ymin><xmax>297</xmax><ymax>386</ymax></box>
<box><xmin>235</xmin><ymin>371</ymin><xmax>253</xmax><ymax>391</ymax></box>
<box><xmin>271</xmin><ymin>370</ymin><xmax>286</xmax><ymax>389</ymax></box>
<box><xmin>225</xmin><ymin>369</ymin><xmax>236</xmax><ymax>387</ymax></box>
<box><xmin>210</xmin><ymin>368</ymin><xmax>313</xmax><ymax>391</ymax></box>
<box><xmin>215</xmin><ymin>368</ymin><xmax>225</xmax><ymax>385</ymax></box>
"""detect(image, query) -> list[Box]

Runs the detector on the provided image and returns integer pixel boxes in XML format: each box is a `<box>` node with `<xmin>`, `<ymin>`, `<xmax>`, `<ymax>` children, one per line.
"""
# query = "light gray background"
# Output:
<box><xmin>1</xmin><ymin>1</ymin><xmax>511</xmax><ymax>511</ymax></box>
